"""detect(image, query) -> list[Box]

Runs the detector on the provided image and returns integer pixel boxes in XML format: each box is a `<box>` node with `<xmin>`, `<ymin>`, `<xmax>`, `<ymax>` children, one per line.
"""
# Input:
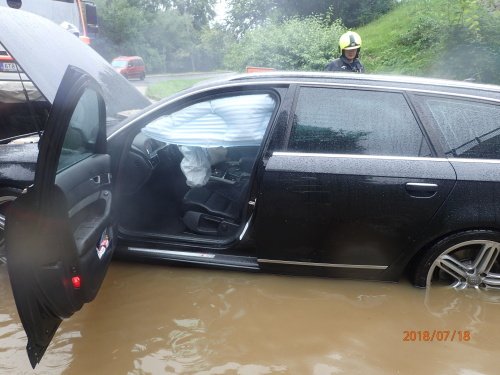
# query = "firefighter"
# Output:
<box><xmin>325</xmin><ymin>31</ymin><xmax>365</xmax><ymax>73</ymax></box>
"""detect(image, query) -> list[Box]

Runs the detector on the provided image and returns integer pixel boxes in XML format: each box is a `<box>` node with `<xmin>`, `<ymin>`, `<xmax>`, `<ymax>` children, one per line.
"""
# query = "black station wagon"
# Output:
<box><xmin>2</xmin><ymin>9</ymin><xmax>500</xmax><ymax>367</ymax></box>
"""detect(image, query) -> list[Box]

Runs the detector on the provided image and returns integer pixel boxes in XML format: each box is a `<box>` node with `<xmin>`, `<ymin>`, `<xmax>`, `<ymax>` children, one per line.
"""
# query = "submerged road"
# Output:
<box><xmin>1</xmin><ymin>261</ymin><xmax>499</xmax><ymax>374</ymax></box>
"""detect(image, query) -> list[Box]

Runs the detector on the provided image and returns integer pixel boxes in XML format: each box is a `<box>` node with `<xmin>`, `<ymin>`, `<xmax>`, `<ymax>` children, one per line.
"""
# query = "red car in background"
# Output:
<box><xmin>111</xmin><ymin>56</ymin><xmax>146</xmax><ymax>80</ymax></box>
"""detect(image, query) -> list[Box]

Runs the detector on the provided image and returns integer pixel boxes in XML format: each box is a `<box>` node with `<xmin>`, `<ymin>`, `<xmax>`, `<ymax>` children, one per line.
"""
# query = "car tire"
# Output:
<box><xmin>0</xmin><ymin>187</ymin><xmax>22</xmax><ymax>262</ymax></box>
<box><xmin>140</xmin><ymin>72</ymin><xmax>145</xmax><ymax>81</ymax></box>
<box><xmin>413</xmin><ymin>230</ymin><xmax>500</xmax><ymax>290</ymax></box>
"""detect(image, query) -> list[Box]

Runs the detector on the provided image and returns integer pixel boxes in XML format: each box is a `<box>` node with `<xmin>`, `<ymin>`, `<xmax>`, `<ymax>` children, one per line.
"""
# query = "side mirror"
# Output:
<box><xmin>85</xmin><ymin>2</ymin><xmax>99</xmax><ymax>34</ymax></box>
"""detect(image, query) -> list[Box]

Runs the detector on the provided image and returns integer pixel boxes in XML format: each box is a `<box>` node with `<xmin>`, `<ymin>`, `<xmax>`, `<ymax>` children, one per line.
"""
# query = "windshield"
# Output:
<box><xmin>111</xmin><ymin>60</ymin><xmax>127</xmax><ymax>68</ymax></box>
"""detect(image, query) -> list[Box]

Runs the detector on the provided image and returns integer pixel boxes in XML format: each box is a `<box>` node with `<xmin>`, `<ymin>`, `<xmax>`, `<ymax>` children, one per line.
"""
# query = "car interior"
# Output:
<box><xmin>117</xmin><ymin>93</ymin><xmax>277</xmax><ymax>241</ymax></box>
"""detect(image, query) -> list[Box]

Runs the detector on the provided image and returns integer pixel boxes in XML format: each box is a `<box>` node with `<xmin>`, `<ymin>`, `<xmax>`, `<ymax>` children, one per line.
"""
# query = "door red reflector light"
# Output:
<box><xmin>71</xmin><ymin>276</ymin><xmax>81</xmax><ymax>289</ymax></box>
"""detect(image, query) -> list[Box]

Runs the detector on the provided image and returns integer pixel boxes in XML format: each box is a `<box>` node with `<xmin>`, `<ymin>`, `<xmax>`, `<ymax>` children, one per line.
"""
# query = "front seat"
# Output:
<box><xmin>182</xmin><ymin>180</ymin><xmax>249</xmax><ymax>236</ymax></box>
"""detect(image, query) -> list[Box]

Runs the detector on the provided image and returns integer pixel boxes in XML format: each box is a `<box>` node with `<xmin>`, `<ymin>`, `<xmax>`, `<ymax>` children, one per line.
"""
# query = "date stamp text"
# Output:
<box><xmin>403</xmin><ymin>330</ymin><xmax>471</xmax><ymax>342</ymax></box>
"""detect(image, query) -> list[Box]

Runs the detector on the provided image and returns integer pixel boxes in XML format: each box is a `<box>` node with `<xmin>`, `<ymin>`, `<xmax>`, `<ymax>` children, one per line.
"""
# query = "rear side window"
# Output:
<box><xmin>288</xmin><ymin>87</ymin><xmax>431</xmax><ymax>157</ymax></box>
<box><xmin>417</xmin><ymin>96</ymin><xmax>500</xmax><ymax>159</ymax></box>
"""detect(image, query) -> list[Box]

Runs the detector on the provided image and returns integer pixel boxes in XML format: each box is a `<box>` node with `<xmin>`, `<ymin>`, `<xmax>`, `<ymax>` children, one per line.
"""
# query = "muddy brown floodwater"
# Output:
<box><xmin>1</xmin><ymin>261</ymin><xmax>500</xmax><ymax>375</ymax></box>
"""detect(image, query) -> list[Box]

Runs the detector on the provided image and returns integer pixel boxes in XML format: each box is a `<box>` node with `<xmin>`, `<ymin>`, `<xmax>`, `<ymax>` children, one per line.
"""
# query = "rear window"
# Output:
<box><xmin>417</xmin><ymin>96</ymin><xmax>500</xmax><ymax>159</ymax></box>
<box><xmin>111</xmin><ymin>60</ymin><xmax>127</xmax><ymax>68</ymax></box>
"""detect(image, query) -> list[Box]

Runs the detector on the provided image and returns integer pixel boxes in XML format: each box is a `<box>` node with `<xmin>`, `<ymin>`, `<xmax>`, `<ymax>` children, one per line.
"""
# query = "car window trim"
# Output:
<box><xmin>273</xmin><ymin>151</ymin><xmax>450</xmax><ymax>162</ymax></box>
<box><xmin>403</xmin><ymin>91</ymin><xmax>439</xmax><ymax>157</ymax></box>
<box><xmin>273</xmin><ymin>152</ymin><xmax>500</xmax><ymax>165</ymax></box>
<box><xmin>263</xmin><ymin>84</ymin><xmax>299</xmax><ymax>159</ymax></box>
<box><xmin>233</xmin><ymin>73</ymin><xmax>500</xmax><ymax>95</ymax></box>
<box><xmin>232</xmin><ymin>80</ymin><xmax>500</xmax><ymax>103</ymax></box>
<box><xmin>259</xmin><ymin>86</ymin><xmax>295</xmax><ymax>161</ymax></box>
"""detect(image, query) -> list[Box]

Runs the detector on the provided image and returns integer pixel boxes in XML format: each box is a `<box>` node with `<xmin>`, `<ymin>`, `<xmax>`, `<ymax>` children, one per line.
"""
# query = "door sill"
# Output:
<box><xmin>118</xmin><ymin>226</ymin><xmax>241</xmax><ymax>247</ymax></box>
<box><xmin>116</xmin><ymin>246</ymin><xmax>260</xmax><ymax>271</ymax></box>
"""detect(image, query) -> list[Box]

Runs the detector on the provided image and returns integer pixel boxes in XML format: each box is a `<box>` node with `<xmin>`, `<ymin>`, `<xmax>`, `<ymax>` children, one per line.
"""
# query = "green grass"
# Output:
<box><xmin>356</xmin><ymin>0</ymin><xmax>500</xmax><ymax>83</ymax></box>
<box><xmin>358</xmin><ymin>0</ymin><xmax>445</xmax><ymax>76</ymax></box>
<box><xmin>146</xmin><ymin>78</ymin><xmax>207</xmax><ymax>100</ymax></box>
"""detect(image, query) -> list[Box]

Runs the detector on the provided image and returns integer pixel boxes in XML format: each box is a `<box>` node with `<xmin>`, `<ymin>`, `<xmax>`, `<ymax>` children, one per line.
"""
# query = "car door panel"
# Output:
<box><xmin>57</xmin><ymin>154</ymin><xmax>112</xmax><ymax>254</ymax></box>
<box><xmin>254</xmin><ymin>86</ymin><xmax>459</xmax><ymax>279</ymax></box>
<box><xmin>254</xmin><ymin>155</ymin><xmax>456</xmax><ymax>279</ymax></box>
<box><xmin>56</xmin><ymin>153</ymin><xmax>114</xmax><ymax>301</ymax></box>
<box><xmin>6</xmin><ymin>66</ymin><xmax>113</xmax><ymax>368</ymax></box>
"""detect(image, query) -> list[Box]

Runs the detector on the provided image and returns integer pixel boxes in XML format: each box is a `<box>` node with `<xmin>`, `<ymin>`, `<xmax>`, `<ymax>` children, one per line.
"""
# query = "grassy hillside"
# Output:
<box><xmin>358</xmin><ymin>0</ymin><xmax>500</xmax><ymax>83</ymax></box>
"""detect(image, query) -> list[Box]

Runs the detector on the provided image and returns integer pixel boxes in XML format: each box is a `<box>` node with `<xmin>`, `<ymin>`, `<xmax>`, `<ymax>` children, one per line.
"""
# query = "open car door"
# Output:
<box><xmin>5</xmin><ymin>66</ymin><xmax>114</xmax><ymax>368</ymax></box>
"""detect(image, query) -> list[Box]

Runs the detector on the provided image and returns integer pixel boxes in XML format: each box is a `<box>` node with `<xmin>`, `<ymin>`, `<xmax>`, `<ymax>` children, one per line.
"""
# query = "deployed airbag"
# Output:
<box><xmin>142</xmin><ymin>94</ymin><xmax>276</xmax><ymax>186</ymax></box>
<box><xmin>141</xmin><ymin>94</ymin><xmax>275</xmax><ymax>147</ymax></box>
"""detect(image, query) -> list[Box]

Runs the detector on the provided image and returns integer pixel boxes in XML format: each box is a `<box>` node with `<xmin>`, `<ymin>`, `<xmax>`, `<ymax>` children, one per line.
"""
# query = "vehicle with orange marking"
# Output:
<box><xmin>0</xmin><ymin>0</ymin><xmax>98</xmax><ymax>45</ymax></box>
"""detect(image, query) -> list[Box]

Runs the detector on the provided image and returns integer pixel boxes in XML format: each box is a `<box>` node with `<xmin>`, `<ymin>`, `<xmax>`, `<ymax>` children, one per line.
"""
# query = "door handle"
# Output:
<box><xmin>91</xmin><ymin>173</ymin><xmax>111</xmax><ymax>185</ymax></box>
<box><xmin>405</xmin><ymin>182</ymin><xmax>438</xmax><ymax>198</ymax></box>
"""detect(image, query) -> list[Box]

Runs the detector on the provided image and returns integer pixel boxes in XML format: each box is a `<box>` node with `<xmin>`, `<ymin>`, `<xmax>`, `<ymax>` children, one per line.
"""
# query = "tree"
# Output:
<box><xmin>225</xmin><ymin>0</ymin><xmax>396</xmax><ymax>35</ymax></box>
<box><xmin>225</xmin><ymin>0</ymin><xmax>279</xmax><ymax>36</ymax></box>
<box><xmin>93</xmin><ymin>0</ymin><xmax>229</xmax><ymax>72</ymax></box>
<box><xmin>95</xmin><ymin>0</ymin><xmax>149</xmax><ymax>45</ymax></box>
<box><xmin>168</xmin><ymin>0</ymin><xmax>217</xmax><ymax>29</ymax></box>
<box><xmin>224</xmin><ymin>16</ymin><xmax>345</xmax><ymax>71</ymax></box>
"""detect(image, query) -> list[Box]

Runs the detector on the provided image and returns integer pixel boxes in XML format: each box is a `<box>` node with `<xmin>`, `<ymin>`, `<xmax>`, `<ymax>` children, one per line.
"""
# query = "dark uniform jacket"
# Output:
<box><xmin>325</xmin><ymin>56</ymin><xmax>365</xmax><ymax>73</ymax></box>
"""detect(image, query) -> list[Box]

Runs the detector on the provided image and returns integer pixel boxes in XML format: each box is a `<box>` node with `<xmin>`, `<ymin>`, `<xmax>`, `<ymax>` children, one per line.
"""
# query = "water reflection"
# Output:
<box><xmin>1</xmin><ymin>261</ymin><xmax>500</xmax><ymax>374</ymax></box>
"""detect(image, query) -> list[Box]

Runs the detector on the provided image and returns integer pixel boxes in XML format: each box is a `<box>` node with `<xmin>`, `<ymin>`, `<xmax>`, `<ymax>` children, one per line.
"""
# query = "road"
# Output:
<box><xmin>129</xmin><ymin>71</ymin><xmax>236</xmax><ymax>96</ymax></box>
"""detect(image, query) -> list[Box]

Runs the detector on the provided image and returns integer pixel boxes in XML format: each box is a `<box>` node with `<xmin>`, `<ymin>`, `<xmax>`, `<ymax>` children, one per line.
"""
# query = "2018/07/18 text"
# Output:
<box><xmin>403</xmin><ymin>330</ymin><xmax>471</xmax><ymax>342</ymax></box>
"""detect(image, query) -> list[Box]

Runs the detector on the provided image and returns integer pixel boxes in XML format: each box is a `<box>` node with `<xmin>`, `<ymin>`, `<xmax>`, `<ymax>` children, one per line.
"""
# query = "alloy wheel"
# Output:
<box><xmin>426</xmin><ymin>240</ymin><xmax>500</xmax><ymax>290</ymax></box>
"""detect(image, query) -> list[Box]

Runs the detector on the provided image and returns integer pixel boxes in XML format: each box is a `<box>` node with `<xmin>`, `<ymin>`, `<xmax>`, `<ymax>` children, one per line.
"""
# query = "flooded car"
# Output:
<box><xmin>1</xmin><ymin>8</ymin><xmax>500</xmax><ymax>368</ymax></box>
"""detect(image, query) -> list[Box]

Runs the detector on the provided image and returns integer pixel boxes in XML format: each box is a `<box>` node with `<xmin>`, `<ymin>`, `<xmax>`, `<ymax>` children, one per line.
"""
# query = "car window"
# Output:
<box><xmin>142</xmin><ymin>93</ymin><xmax>277</xmax><ymax>147</ymax></box>
<box><xmin>57</xmin><ymin>88</ymin><xmax>100</xmax><ymax>172</ymax></box>
<box><xmin>139</xmin><ymin>93</ymin><xmax>277</xmax><ymax>187</ymax></box>
<box><xmin>288</xmin><ymin>87</ymin><xmax>431</xmax><ymax>157</ymax></box>
<box><xmin>417</xmin><ymin>96</ymin><xmax>500</xmax><ymax>159</ymax></box>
